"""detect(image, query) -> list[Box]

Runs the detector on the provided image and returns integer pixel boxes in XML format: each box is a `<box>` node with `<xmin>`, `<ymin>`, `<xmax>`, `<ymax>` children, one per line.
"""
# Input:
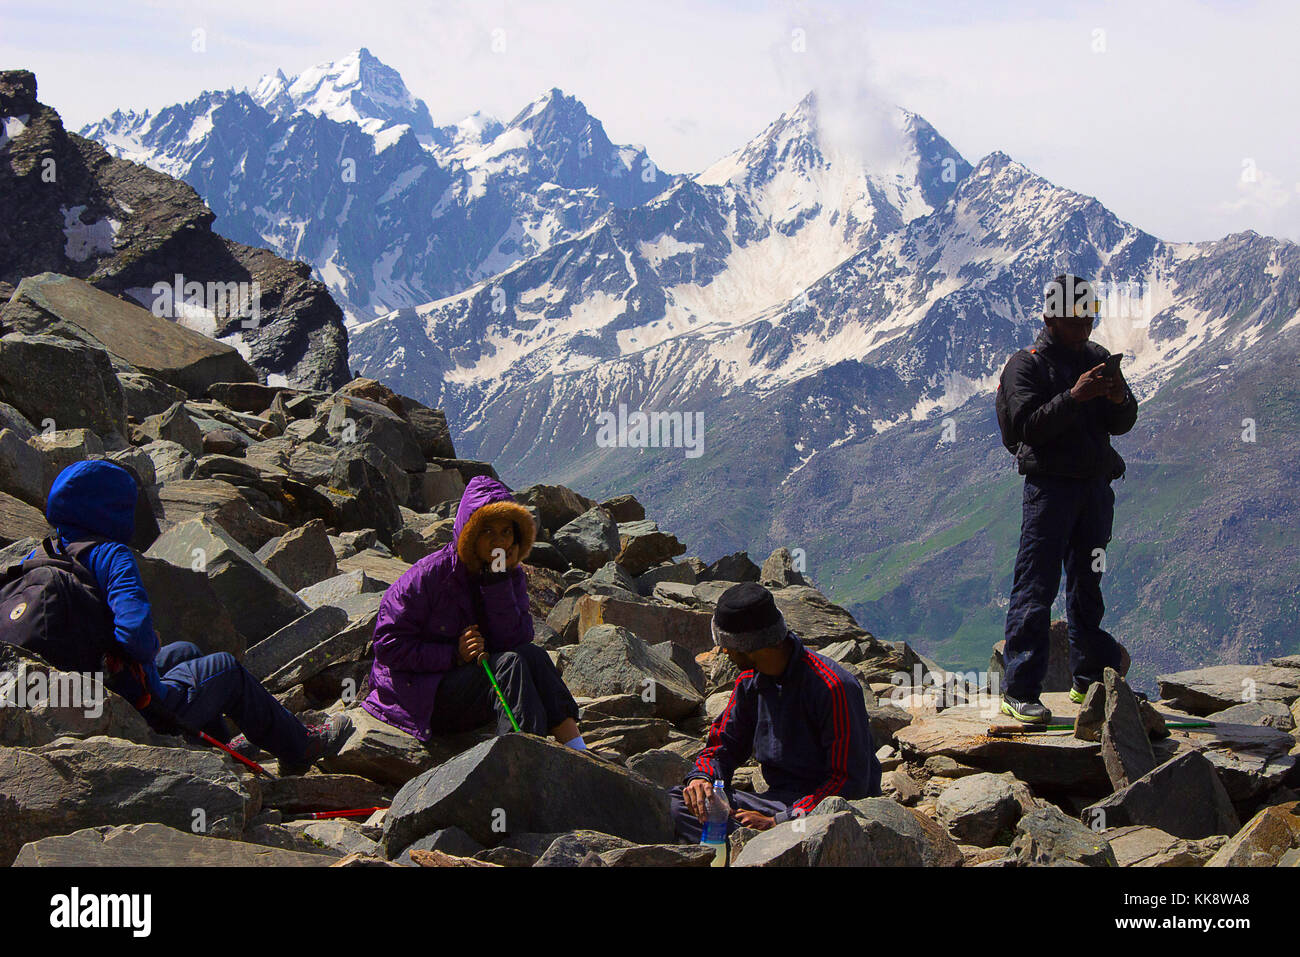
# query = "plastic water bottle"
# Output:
<box><xmin>700</xmin><ymin>778</ymin><xmax>730</xmax><ymax>867</ymax></box>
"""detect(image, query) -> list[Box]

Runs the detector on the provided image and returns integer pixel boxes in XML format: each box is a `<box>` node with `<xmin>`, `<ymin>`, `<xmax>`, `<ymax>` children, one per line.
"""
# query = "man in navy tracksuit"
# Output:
<box><xmin>670</xmin><ymin>583</ymin><xmax>881</xmax><ymax>841</ymax></box>
<box><xmin>997</xmin><ymin>275</ymin><xmax>1139</xmax><ymax>724</ymax></box>
<box><xmin>26</xmin><ymin>459</ymin><xmax>350</xmax><ymax>773</ymax></box>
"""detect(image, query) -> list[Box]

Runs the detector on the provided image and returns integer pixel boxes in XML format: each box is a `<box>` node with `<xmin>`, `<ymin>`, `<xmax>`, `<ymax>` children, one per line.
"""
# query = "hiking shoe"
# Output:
<box><xmin>1000</xmin><ymin>694</ymin><xmax>1052</xmax><ymax>724</ymax></box>
<box><xmin>225</xmin><ymin>733</ymin><xmax>264</xmax><ymax>759</ymax></box>
<box><xmin>1070</xmin><ymin>676</ymin><xmax>1148</xmax><ymax>704</ymax></box>
<box><xmin>279</xmin><ymin>713</ymin><xmax>354</xmax><ymax>776</ymax></box>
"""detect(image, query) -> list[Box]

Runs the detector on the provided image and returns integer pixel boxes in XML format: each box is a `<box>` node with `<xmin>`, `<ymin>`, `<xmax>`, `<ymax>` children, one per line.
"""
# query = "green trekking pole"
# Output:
<box><xmin>988</xmin><ymin>720</ymin><xmax>1214</xmax><ymax>736</ymax></box>
<box><xmin>481</xmin><ymin>657</ymin><xmax>521</xmax><ymax>732</ymax></box>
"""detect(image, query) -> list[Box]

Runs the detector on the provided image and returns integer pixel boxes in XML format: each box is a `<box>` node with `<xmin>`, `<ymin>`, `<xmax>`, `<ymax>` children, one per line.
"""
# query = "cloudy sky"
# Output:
<box><xmin>4</xmin><ymin>0</ymin><xmax>1297</xmax><ymax>242</ymax></box>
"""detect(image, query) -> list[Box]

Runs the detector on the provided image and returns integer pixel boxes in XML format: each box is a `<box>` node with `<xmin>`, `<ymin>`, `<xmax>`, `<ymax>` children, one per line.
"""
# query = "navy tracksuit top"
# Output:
<box><xmin>688</xmin><ymin>634</ymin><xmax>881</xmax><ymax>821</ymax></box>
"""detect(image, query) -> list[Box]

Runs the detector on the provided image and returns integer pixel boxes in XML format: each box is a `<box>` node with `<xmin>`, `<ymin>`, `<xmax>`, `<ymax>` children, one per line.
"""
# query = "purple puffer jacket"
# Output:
<box><xmin>362</xmin><ymin>475</ymin><xmax>536</xmax><ymax>741</ymax></box>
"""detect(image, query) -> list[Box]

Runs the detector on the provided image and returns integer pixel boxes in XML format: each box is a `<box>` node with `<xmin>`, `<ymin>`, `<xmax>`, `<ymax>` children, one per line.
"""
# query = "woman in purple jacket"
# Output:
<box><xmin>363</xmin><ymin>476</ymin><xmax>594</xmax><ymax>751</ymax></box>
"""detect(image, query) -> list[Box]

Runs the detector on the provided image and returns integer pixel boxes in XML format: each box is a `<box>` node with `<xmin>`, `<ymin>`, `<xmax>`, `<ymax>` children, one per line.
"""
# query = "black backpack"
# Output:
<box><xmin>0</xmin><ymin>537</ymin><xmax>115</xmax><ymax>674</ymax></box>
<box><xmin>995</xmin><ymin>348</ymin><xmax>1047</xmax><ymax>454</ymax></box>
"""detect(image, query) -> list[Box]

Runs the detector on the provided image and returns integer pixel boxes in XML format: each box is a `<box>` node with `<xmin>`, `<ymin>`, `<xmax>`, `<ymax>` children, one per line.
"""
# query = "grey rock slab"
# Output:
<box><xmin>1083</xmin><ymin>750</ymin><xmax>1240</xmax><ymax>840</ymax></box>
<box><xmin>14</xmin><ymin>823</ymin><xmax>330</xmax><ymax>866</ymax></box>
<box><xmin>0</xmin><ymin>332</ymin><xmax>126</xmax><ymax>436</ymax></box>
<box><xmin>382</xmin><ymin>735</ymin><xmax>674</xmax><ymax>852</ymax></box>
<box><xmin>895</xmin><ymin>694</ymin><xmax>1110</xmax><ymax>791</ymax></box>
<box><xmin>759</xmin><ymin>547</ymin><xmax>808</xmax><ymax>587</ymax></box>
<box><xmin>0</xmin><ymin>428</ymin><xmax>47</xmax><ymax>506</ymax></box>
<box><xmin>558</xmin><ymin>623</ymin><xmax>703</xmax><ymax>720</ymax></box>
<box><xmin>2</xmin><ymin>273</ymin><xmax>255</xmax><ymax>395</ymax></box>
<box><xmin>1205</xmin><ymin>700</ymin><xmax>1295</xmax><ymax>732</ymax></box>
<box><xmin>935</xmin><ymin>771</ymin><xmax>1028</xmax><ymax>847</ymax></box>
<box><xmin>263</xmin><ymin>609</ymin><xmax>377</xmax><ymax>692</ymax></box>
<box><xmin>296</xmin><ymin>569</ymin><xmax>387</xmax><ymax>609</ymax></box>
<box><xmin>319</xmin><ymin>706</ymin><xmax>488</xmax><ymax>788</ymax></box>
<box><xmin>599</xmin><ymin>844</ymin><xmax>716</xmax><ymax>866</ymax></box>
<box><xmin>1101</xmin><ymin>667</ymin><xmax>1158</xmax><ymax>790</ymax></box>
<box><xmin>1157</xmin><ymin>665</ymin><xmax>1300</xmax><ymax>715</ymax></box>
<box><xmin>144</xmin><ymin>517</ymin><xmax>308</xmax><ymax>645</ymax></box>
<box><xmin>532</xmin><ymin>830</ymin><xmax>634</xmax><ymax>867</ymax></box>
<box><xmin>0</xmin><ymin>736</ymin><xmax>251</xmax><ymax>866</ymax></box>
<box><xmin>135</xmin><ymin>555</ymin><xmax>244</xmax><ymax>659</ymax></box>
<box><xmin>552</xmin><ymin>507</ymin><xmax>620</xmax><ymax>573</ymax></box>
<box><xmin>732</xmin><ymin>810</ymin><xmax>876</xmax><ymax>867</ymax></box>
<box><xmin>836</xmin><ymin>796</ymin><xmax>965</xmax><ymax>866</ymax></box>
<box><xmin>243</xmin><ymin>604</ymin><xmax>351</xmax><ymax>681</ymax></box>
<box><xmin>1010</xmin><ymin>805</ymin><xmax>1117</xmax><ymax>867</ymax></box>
<box><xmin>0</xmin><ymin>644</ymin><xmax>155</xmax><ymax>748</ymax></box>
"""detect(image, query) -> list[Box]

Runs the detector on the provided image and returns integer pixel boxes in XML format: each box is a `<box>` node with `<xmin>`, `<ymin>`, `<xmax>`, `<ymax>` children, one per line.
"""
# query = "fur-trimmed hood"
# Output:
<box><xmin>452</xmin><ymin>475</ymin><xmax>536</xmax><ymax>572</ymax></box>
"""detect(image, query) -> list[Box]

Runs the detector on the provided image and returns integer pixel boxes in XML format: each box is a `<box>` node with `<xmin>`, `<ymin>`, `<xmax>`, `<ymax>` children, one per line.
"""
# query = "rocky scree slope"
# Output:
<box><xmin>1</xmin><ymin>296</ymin><xmax>1298</xmax><ymax>865</ymax></box>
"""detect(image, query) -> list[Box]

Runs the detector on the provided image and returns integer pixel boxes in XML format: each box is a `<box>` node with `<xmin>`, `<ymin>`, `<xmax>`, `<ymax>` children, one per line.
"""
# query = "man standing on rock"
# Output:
<box><xmin>995</xmin><ymin>274</ymin><xmax>1138</xmax><ymax>724</ymax></box>
<box><xmin>670</xmin><ymin>582</ymin><xmax>881</xmax><ymax>843</ymax></box>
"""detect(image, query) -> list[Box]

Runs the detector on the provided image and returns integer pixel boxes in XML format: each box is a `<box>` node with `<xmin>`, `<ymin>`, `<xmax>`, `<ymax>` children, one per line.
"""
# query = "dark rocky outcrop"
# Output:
<box><xmin>0</xmin><ymin>70</ymin><xmax>349</xmax><ymax>390</ymax></box>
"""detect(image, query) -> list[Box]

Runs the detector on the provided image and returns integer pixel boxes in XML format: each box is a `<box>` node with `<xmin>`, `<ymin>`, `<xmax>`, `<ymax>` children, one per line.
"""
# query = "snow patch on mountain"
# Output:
<box><xmin>61</xmin><ymin>206</ymin><xmax>119</xmax><ymax>262</ymax></box>
<box><xmin>0</xmin><ymin>113</ymin><xmax>29</xmax><ymax>149</ymax></box>
<box><xmin>377</xmin><ymin>165</ymin><xmax>426</xmax><ymax>203</ymax></box>
<box><xmin>909</xmin><ymin>371</ymin><xmax>1001</xmax><ymax>421</ymax></box>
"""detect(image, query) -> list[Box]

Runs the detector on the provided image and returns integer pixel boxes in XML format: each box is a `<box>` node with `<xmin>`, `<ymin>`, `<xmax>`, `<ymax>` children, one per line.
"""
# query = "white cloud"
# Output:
<box><xmin>1217</xmin><ymin>169</ymin><xmax>1300</xmax><ymax>242</ymax></box>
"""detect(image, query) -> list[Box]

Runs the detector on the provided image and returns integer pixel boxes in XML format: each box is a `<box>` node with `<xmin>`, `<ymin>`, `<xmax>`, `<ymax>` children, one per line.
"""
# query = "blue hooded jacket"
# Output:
<box><xmin>27</xmin><ymin>460</ymin><xmax>163</xmax><ymax>696</ymax></box>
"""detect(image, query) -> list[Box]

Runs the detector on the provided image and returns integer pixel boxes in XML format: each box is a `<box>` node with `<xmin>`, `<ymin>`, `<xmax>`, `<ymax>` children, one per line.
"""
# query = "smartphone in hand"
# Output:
<box><xmin>1102</xmin><ymin>353</ymin><xmax>1123</xmax><ymax>377</ymax></box>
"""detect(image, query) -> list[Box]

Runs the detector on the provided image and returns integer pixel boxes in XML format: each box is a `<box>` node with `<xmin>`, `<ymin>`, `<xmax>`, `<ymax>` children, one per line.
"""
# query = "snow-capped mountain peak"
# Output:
<box><xmin>507</xmin><ymin>87</ymin><xmax>580</xmax><ymax>128</ymax></box>
<box><xmin>442</xmin><ymin>110</ymin><xmax>504</xmax><ymax>157</ymax></box>
<box><xmin>697</xmin><ymin>90</ymin><xmax>821</xmax><ymax>189</ymax></box>
<box><xmin>697</xmin><ymin>89</ymin><xmax>969</xmax><ymax>240</ymax></box>
<box><xmin>83</xmin><ymin>53</ymin><xmax>678</xmax><ymax>322</ymax></box>
<box><xmin>467</xmin><ymin>86</ymin><xmax>664</xmax><ymax>206</ymax></box>
<box><xmin>252</xmin><ymin>48</ymin><xmax>436</xmax><ymax>142</ymax></box>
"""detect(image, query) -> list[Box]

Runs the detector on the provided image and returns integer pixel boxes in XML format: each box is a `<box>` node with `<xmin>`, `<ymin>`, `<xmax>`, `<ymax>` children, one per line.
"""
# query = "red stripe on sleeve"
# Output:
<box><xmin>795</xmin><ymin>655</ymin><xmax>851</xmax><ymax>813</ymax></box>
<box><xmin>691</xmin><ymin>670</ymin><xmax>753</xmax><ymax>779</ymax></box>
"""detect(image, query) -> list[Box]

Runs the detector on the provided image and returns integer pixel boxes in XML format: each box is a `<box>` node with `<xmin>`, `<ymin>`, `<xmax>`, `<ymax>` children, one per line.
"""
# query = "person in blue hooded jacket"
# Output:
<box><xmin>31</xmin><ymin>459</ymin><xmax>351</xmax><ymax>774</ymax></box>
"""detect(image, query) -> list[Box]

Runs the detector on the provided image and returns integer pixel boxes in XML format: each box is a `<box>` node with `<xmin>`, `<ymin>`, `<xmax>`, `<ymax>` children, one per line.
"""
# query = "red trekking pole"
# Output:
<box><xmin>190</xmin><ymin>728</ymin><xmax>278</xmax><ymax>778</ymax></box>
<box><xmin>289</xmin><ymin>807</ymin><xmax>388</xmax><ymax>820</ymax></box>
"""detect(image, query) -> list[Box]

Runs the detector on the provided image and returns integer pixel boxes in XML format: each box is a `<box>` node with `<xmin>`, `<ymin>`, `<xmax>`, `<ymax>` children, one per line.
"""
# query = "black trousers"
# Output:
<box><xmin>429</xmin><ymin>643</ymin><xmax>579</xmax><ymax>737</ymax></box>
<box><xmin>1003</xmin><ymin>474</ymin><xmax>1123</xmax><ymax>699</ymax></box>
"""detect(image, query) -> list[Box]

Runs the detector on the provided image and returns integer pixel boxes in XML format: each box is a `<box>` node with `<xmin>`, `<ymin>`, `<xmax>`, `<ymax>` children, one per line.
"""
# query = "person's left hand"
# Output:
<box><xmin>734</xmin><ymin>809</ymin><xmax>777</xmax><ymax>831</ymax></box>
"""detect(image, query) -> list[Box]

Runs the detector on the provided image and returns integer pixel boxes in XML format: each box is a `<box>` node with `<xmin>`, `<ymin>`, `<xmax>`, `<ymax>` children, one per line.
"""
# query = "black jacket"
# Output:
<box><xmin>687</xmin><ymin>634</ymin><xmax>882</xmax><ymax>819</ymax></box>
<box><xmin>1000</xmin><ymin>328</ymin><xmax>1138</xmax><ymax>480</ymax></box>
